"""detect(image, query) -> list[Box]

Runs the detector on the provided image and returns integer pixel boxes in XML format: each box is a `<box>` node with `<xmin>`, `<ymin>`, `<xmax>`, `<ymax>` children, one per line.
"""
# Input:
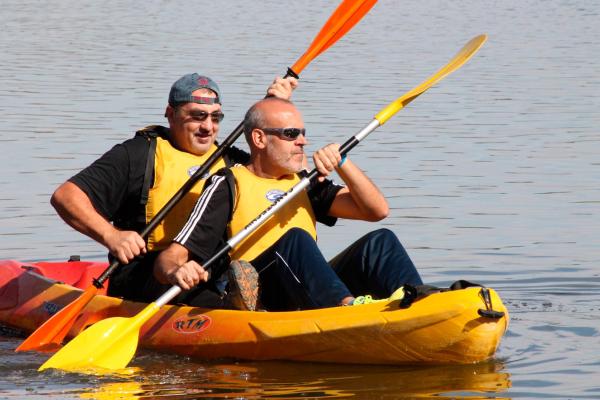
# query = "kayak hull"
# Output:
<box><xmin>0</xmin><ymin>259</ymin><xmax>509</xmax><ymax>364</ymax></box>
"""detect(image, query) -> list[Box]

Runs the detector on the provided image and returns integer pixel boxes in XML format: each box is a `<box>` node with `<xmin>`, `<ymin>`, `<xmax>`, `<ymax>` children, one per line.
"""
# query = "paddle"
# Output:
<box><xmin>38</xmin><ymin>34</ymin><xmax>488</xmax><ymax>373</ymax></box>
<box><xmin>16</xmin><ymin>0</ymin><xmax>377</xmax><ymax>354</ymax></box>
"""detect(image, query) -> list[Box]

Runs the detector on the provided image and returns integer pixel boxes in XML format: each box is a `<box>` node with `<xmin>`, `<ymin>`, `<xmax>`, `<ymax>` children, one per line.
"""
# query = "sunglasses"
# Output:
<box><xmin>186</xmin><ymin>110</ymin><xmax>225</xmax><ymax>123</ymax></box>
<box><xmin>262</xmin><ymin>127</ymin><xmax>306</xmax><ymax>141</ymax></box>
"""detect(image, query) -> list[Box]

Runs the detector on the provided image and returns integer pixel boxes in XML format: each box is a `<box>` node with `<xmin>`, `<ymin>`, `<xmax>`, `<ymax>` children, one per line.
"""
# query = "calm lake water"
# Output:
<box><xmin>1</xmin><ymin>0</ymin><xmax>599</xmax><ymax>398</ymax></box>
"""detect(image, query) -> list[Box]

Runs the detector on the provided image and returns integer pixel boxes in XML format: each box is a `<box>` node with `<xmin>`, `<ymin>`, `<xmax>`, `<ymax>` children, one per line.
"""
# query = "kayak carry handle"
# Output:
<box><xmin>478</xmin><ymin>288</ymin><xmax>505</xmax><ymax>319</ymax></box>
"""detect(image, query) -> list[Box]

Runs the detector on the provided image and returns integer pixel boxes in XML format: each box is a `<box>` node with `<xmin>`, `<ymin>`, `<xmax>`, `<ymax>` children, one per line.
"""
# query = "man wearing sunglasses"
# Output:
<box><xmin>50</xmin><ymin>73</ymin><xmax>297</xmax><ymax>303</ymax></box>
<box><xmin>154</xmin><ymin>97</ymin><xmax>423</xmax><ymax>310</ymax></box>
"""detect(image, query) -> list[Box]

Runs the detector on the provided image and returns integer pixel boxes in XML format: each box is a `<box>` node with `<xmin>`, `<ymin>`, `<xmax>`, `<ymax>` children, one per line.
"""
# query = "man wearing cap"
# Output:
<box><xmin>154</xmin><ymin>97</ymin><xmax>423</xmax><ymax>310</ymax></box>
<box><xmin>51</xmin><ymin>73</ymin><xmax>297</xmax><ymax>304</ymax></box>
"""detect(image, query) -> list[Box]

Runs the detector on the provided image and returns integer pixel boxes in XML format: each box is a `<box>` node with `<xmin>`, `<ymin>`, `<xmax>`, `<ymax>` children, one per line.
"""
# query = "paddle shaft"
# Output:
<box><xmin>98</xmin><ymin>0</ymin><xmax>381</xmax><ymax>285</ymax></box>
<box><xmin>95</xmin><ymin>0</ymin><xmax>380</xmax><ymax>286</ymax></box>
<box><xmin>24</xmin><ymin>0</ymin><xmax>379</xmax><ymax>357</ymax></box>
<box><xmin>93</xmin><ymin>70</ymin><xmax>303</xmax><ymax>286</ymax></box>
<box><xmin>104</xmin><ymin>26</ymin><xmax>485</xmax><ymax>287</ymax></box>
<box><xmin>37</xmin><ymin>33</ymin><xmax>487</xmax><ymax>372</ymax></box>
<box><xmin>152</xmin><ymin>117</ymin><xmax>382</xmax><ymax>306</ymax></box>
<box><xmin>154</xmin><ymin>33</ymin><xmax>489</xmax><ymax>306</ymax></box>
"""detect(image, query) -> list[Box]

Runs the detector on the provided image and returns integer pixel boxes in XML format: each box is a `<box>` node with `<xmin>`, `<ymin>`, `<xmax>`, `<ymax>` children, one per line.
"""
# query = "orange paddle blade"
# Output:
<box><xmin>291</xmin><ymin>0</ymin><xmax>377</xmax><ymax>74</ymax></box>
<box><xmin>15</xmin><ymin>285</ymin><xmax>98</xmax><ymax>352</ymax></box>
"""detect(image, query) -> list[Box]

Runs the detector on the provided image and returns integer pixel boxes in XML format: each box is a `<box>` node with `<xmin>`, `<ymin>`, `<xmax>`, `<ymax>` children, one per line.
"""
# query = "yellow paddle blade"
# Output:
<box><xmin>375</xmin><ymin>34</ymin><xmax>487</xmax><ymax>125</ymax></box>
<box><xmin>38</xmin><ymin>316</ymin><xmax>138</xmax><ymax>372</ymax></box>
<box><xmin>38</xmin><ymin>302</ymin><xmax>160</xmax><ymax>372</ymax></box>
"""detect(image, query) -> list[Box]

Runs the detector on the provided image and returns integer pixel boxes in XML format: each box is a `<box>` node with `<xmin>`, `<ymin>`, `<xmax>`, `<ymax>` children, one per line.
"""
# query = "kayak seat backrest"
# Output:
<box><xmin>0</xmin><ymin>260</ymin><xmax>22</xmax><ymax>309</ymax></box>
<box><xmin>29</xmin><ymin>261</ymin><xmax>109</xmax><ymax>295</ymax></box>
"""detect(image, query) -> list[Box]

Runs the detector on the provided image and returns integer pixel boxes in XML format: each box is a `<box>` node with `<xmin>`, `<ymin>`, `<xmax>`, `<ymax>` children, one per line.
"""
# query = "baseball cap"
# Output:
<box><xmin>168</xmin><ymin>73</ymin><xmax>221</xmax><ymax>106</ymax></box>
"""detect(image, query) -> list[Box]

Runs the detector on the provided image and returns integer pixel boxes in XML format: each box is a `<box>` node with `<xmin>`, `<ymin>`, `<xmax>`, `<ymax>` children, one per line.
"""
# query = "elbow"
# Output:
<box><xmin>51</xmin><ymin>181</ymin><xmax>84</xmax><ymax>212</ymax></box>
<box><xmin>50</xmin><ymin>184</ymin><xmax>67</xmax><ymax>211</ymax></box>
<box><xmin>367</xmin><ymin>202</ymin><xmax>389</xmax><ymax>222</ymax></box>
<box><xmin>374</xmin><ymin>205</ymin><xmax>390</xmax><ymax>221</ymax></box>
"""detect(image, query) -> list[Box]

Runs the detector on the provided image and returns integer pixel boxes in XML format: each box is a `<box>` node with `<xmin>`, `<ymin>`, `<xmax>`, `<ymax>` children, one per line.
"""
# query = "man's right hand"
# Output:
<box><xmin>106</xmin><ymin>230</ymin><xmax>147</xmax><ymax>264</ymax></box>
<box><xmin>167</xmin><ymin>260</ymin><xmax>209</xmax><ymax>290</ymax></box>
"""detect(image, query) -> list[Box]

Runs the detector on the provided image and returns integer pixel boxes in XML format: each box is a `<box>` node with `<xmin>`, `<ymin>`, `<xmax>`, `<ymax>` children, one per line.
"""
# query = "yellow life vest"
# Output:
<box><xmin>228</xmin><ymin>165</ymin><xmax>317</xmax><ymax>261</ymax></box>
<box><xmin>146</xmin><ymin>136</ymin><xmax>226</xmax><ymax>251</ymax></box>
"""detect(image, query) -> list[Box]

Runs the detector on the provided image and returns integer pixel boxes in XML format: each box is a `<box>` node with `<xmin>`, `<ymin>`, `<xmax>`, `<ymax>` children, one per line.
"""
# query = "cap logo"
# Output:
<box><xmin>197</xmin><ymin>77</ymin><xmax>209</xmax><ymax>86</ymax></box>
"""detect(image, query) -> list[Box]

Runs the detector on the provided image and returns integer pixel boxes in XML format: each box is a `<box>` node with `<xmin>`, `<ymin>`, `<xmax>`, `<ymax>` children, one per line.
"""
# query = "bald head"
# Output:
<box><xmin>243</xmin><ymin>98</ymin><xmax>299</xmax><ymax>143</ymax></box>
<box><xmin>242</xmin><ymin>97</ymin><xmax>307</xmax><ymax>178</ymax></box>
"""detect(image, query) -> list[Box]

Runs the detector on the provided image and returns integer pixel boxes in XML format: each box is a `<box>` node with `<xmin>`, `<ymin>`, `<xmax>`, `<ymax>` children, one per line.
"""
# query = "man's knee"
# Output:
<box><xmin>281</xmin><ymin>227</ymin><xmax>317</xmax><ymax>246</ymax></box>
<box><xmin>366</xmin><ymin>228</ymin><xmax>414</xmax><ymax>258</ymax></box>
<box><xmin>369</xmin><ymin>228</ymin><xmax>401</xmax><ymax>245</ymax></box>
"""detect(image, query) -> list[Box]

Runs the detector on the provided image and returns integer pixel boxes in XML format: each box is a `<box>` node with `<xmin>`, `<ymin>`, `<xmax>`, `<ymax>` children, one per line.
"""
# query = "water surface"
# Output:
<box><xmin>1</xmin><ymin>0</ymin><xmax>599</xmax><ymax>398</ymax></box>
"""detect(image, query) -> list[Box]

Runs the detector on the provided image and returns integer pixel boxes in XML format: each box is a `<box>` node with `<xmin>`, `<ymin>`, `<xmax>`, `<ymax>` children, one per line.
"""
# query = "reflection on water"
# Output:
<box><xmin>0</xmin><ymin>336</ymin><xmax>510</xmax><ymax>399</ymax></box>
<box><xmin>80</xmin><ymin>361</ymin><xmax>511</xmax><ymax>400</ymax></box>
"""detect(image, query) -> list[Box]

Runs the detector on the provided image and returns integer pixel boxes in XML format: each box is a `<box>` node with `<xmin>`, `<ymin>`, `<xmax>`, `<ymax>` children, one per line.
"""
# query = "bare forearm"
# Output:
<box><xmin>332</xmin><ymin>159</ymin><xmax>389</xmax><ymax>221</ymax></box>
<box><xmin>154</xmin><ymin>244</ymin><xmax>186</xmax><ymax>284</ymax></box>
<box><xmin>154</xmin><ymin>244</ymin><xmax>208</xmax><ymax>290</ymax></box>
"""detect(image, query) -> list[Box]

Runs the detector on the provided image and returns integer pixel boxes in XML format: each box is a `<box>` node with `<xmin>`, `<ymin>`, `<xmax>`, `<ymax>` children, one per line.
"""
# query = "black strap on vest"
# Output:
<box><xmin>135</xmin><ymin>125</ymin><xmax>168</xmax><ymax>206</ymax></box>
<box><xmin>398</xmin><ymin>280</ymin><xmax>505</xmax><ymax>319</ymax></box>
<box><xmin>140</xmin><ymin>136</ymin><xmax>157</xmax><ymax>205</ymax></box>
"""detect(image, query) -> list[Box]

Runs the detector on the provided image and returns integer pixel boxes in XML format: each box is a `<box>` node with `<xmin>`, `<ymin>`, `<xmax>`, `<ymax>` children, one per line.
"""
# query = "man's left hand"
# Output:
<box><xmin>267</xmin><ymin>76</ymin><xmax>298</xmax><ymax>100</ymax></box>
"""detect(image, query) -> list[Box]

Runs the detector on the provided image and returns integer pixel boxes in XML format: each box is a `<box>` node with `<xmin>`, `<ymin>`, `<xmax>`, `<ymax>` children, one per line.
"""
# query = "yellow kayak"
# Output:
<box><xmin>0</xmin><ymin>259</ymin><xmax>508</xmax><ymax>364</ymax></box>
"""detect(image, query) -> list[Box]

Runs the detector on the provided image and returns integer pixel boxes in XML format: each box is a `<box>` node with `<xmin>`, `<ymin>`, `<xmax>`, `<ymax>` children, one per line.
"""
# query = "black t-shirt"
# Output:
<box><xmin>69</xmin><ymin>127</ymin><xmax>249</xmax><ymax>232</ymax></box>
<box><xmin>70</xmin><ymin>135</ymin><xmax>148</xmax><ymax>229</ymax></box>
<box><xmin>174</xmin><ymin>169</ymin><xmax>343</xmax><ymax>263</ymax></box>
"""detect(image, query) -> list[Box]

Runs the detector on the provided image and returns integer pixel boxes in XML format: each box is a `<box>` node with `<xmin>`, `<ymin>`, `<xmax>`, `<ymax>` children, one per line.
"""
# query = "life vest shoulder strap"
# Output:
<box><xmin>135</xmin><ymin>125</ymin><xmax>169</xmax><ymax>139</ymax></box>
<box><xmin>134</xmin><ymin>125</ymin><xmax>170</xmax><ymax>206</ymax></box>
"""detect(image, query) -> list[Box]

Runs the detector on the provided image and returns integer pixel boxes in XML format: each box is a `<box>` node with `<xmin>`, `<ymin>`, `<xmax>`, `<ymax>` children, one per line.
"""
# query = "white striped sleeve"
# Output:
<box><xmin>174</xmin><ymin>174</ymin><xmax>227</xmax><ymax>245</ymax></box>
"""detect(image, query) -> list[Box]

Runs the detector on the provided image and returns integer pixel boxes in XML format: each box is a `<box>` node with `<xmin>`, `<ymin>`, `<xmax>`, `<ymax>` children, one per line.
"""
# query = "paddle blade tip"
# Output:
<box><xmin>469</xmin><ymin>34</ymin><xmax>488</xmax><ymax>51</ymax></box>
<box><xmin>16</xmin><ymin>341</ymin><xmax>62</xmax><ymax>353</ymax></box>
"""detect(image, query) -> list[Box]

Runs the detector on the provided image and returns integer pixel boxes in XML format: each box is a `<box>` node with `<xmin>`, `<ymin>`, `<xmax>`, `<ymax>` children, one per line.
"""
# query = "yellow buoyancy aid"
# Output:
<box><xmin>146</xmin><ymin>136</ymin><xmax>227</xmax><ymax>251</ymax></box>
<box><xmin>228</xmin><ymin>165</ymin><xmax>317</xmax><ymax>261</ymax></box>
